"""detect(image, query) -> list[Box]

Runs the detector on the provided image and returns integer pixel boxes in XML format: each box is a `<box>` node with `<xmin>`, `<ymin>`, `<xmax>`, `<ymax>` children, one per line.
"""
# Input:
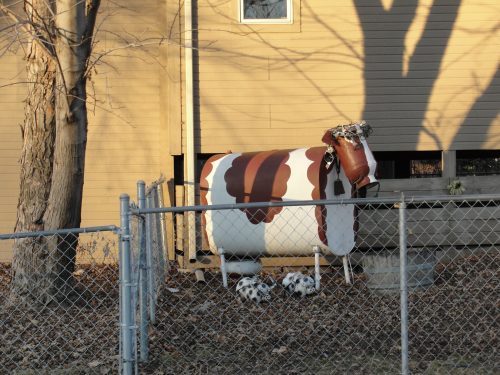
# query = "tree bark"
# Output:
<box><xmin>10</xmin><ymin>0</ymin><xmax>58</xmax><ymax>304</ymax></box>
<box><xmin>10</xmin><ymin>0</ymin><xmax>100</xmax><ymax>304</ymax></box>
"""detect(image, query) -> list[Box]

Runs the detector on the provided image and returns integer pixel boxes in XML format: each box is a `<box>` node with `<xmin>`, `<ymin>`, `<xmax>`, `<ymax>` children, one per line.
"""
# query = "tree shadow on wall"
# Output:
<box><xmin>195</xmin><ymin>0</ymin><xmax>498</xmax><ymax>151</ymax></box>
<box><xmin>353</xmin><ymin>0</ymin><xmax>461</xmax><ymax>149</ymax></box>
<box><xmin>450</xmin><ymin>64</ymin><xmax>500</xmax><ymax>148</ymax></box>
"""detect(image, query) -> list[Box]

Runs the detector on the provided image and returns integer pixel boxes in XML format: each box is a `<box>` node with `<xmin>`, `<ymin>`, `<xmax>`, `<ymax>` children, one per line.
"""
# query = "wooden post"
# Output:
<box><xmin>442</xmin><ymin>150</ymin><xmax>456</xmax><ymax>179</ymax></box>
<box><xmin>175</xmin><ymin>185</ymin><xmax>186</xmax><ymax>268</ymax></box>
<box><xmin>162</xmin><ymin>179</ymin><xmax>176</xmax><ymax>262</ymax></box>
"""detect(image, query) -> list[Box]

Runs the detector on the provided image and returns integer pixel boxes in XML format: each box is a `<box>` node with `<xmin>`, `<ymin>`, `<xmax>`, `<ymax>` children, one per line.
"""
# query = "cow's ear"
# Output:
<box><xmin>322</xmin><ymin>129</ymin><xmax>333</xmax><ymax>144</ymax></box>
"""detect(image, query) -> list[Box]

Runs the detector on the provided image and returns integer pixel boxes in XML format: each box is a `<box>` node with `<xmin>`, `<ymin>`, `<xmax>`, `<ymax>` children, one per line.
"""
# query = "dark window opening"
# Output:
<box><xmin>373</xmin><ymin>151</ymin><xmax>442</xmax><ymax>179</ymax></box>
<box><xmin>175</xmin><ymin>154</ymin><xmax>219</xmax><ymax>187</ymax></box>
<box><xmin>457</xmin><ymin>150</ymin><xmax>500</xmax><ymax>176</ymax></box>
<box><xmin>173</xmin><ymin>155</ymin><xmax>184</xmax><ymax>186</ymax></box>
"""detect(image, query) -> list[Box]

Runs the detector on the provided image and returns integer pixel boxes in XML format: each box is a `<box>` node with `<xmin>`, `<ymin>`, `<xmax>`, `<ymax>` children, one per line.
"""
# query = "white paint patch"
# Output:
<box><xmin>205</xmin><ymin>153</ymin><xmax>239</xmax><ymax>206</ymax></box>
<box><xmin>282</xmin><ymin>148</ymin><xmax>313</xmax><ymax>200</ymax></box>
<box><xmin>360</xmin><ymin>136</ymin><xmax>378</xmax><ymax>186</ymax></box>
<box><xmin>263</xmin><ymin>148</ymin><xmax>320</xmax><ymax>255</ymax></box>
<box><xmin>324</xmin><ymin>166</ymin><xmax>355</xmax><ymax>256</ymax></box>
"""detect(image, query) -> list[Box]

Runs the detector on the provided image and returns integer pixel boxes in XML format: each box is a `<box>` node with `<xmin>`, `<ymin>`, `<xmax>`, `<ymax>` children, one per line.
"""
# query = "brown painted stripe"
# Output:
<box><xmin>224</xmin><ymin>150</ymin><xmax>291</xmax><ymax>224</ymax></box>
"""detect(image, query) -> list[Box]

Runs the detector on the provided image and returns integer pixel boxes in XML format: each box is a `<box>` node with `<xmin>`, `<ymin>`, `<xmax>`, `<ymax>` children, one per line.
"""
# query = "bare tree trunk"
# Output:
<box><xmin>10</xmin><ymin>0</ymin><xmax>100</xmax><ymax>304</ymax></box>
<box><xmin>10</xmin><ymin>0</ymin><xmax>58</xmax><ymax>304</ymax></box>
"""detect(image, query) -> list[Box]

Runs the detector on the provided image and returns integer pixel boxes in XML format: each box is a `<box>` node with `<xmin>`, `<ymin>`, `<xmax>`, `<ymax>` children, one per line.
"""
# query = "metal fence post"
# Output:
<box><xmin>146</xmin><ymin>192</ymin><xmax>156</xmax><ymax>324</ymax></box>
<box><xmin>137</xmin><ymin>181</ymin><xmax>149</xmax><ymax>362</ymax></box>
<box><xmin>156</xmin><ymin>183</ymin><xmax>169</xmax><ymax>265</ymax></box>
<box><xmin>399</xmin><ymin>193</ymin><xmax>409</xmax><ymax>375</ymax></box>
<box><xmin>118</xmin><ymin>238</ymin><xmax>123</xmax><ymax>375</ymax></box>
<box><xmin>152</xmin><ymin>185</ymin><xmax>167</xmax><ymax>283</ymax></box>
<box><xmin>120</xmin><ymin>194</ymin><xmax>134</xmax><ymax>375</ymax></box>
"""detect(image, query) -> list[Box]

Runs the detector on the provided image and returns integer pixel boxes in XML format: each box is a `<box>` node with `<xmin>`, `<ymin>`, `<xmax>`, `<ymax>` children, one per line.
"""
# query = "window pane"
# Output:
<box><xmin>410</xmin><ymin>159</ymin><xmax>442</xmax><ymax>178</ymax></box>
<box><xmin>243</xmin><ymin>0</ymin><xmax>287</xmax><ymax>20</ymax></box>
<box><xmin>457</xmin><ymin>150</ymin><xmax>500</xmax><ymax>176</ymax></box>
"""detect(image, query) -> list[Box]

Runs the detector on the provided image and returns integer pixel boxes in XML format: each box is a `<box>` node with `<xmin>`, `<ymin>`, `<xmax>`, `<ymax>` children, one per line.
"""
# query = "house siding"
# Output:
<box><xmin>193</xmin><ymin>0</ymin><xmax>500</xmax><ymax>153</ymax></box>
<box><xmin>0</xmin><ymin>43</ymin><xmax>24</xmax><ymax>261</ymax></box>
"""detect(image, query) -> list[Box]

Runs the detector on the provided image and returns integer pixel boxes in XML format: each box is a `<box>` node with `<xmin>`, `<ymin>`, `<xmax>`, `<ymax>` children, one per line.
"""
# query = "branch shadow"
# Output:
<box><xmin>353</xmin><ymin>0</ymin><xmax>460</xmax><ymax>149</ymax></box>
<box><xmin>450</xmin><ymin>64</ymin><xmax>500</xmax><ymax>149</ymax></box>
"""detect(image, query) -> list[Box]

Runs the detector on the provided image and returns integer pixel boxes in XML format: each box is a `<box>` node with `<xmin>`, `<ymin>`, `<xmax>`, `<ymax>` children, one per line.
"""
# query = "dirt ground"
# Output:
<box><xmin>0</xmin><ymin>251</ymin><xmax>498</xmax><ymax>374</ymax></box>
<box><xmin>0</xmin><ymin>263</ymin><xmax>119</xmax><ymax>374</ymax></box>
<box><xmin>142</xmin><ymin>251</ymin><xmax>498</xmax><ymax>374</ymax></box>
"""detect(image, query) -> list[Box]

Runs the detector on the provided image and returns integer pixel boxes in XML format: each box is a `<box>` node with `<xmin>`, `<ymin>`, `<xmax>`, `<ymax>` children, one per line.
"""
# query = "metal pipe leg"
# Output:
<box><xmin>218</xmin><ymin>247</ymin><xmax>228</xmax><ymax>288</ymax></box>
<box><xmin>343</xmin><ymin>256</ymin><xmax>352</xmax><ymax>285</ymax></box>
<box><xmin>313</xmin><ymin>245</ymin><xmax>321</xmax><ymax>290</ymax></box>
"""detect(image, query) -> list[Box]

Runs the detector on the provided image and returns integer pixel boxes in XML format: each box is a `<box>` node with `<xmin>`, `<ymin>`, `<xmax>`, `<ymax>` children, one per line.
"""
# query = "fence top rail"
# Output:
<box><xmin>130</xmin><ymin>193</ymin><xmax>500</xmax><ymax>215</ymax></box>
<box><xmin>0</xmin><ymin>225</ymin><xmax>119</xmax><ymax>240</ymax></box>
<box><xmin>403</xmin><ymin>194</ymin><xmax>500</xmax><ymax>206</ymax></box>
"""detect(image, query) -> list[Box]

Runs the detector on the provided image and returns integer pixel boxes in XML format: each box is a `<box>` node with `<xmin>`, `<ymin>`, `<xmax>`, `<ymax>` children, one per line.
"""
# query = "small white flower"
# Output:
<box><xmin>447</xmin><ymin>179</ymin><xmax>465</xmax><ymax>195</ymax></box>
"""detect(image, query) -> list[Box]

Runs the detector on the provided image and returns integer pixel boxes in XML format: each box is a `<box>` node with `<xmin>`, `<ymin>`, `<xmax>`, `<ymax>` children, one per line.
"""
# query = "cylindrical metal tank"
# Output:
<box><xmin>200</xmin><ymin>147</ymin><xmax>351</xmax><ymax>257</ymax></box>
<box><xmin>200</xmin><ymin>124</ymin><xmax>377</xmax><ymax>258</ymax></box>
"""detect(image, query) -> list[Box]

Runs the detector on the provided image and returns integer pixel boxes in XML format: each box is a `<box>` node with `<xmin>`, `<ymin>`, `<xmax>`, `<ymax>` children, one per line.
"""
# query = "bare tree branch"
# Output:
<box><xmin>0</xmin><ymin>2</ymin><xmax>30</xmax><ymax>35</ymax></box>
<box><xmin>1</xmin><ymin>0</ymin><xmax>57</xmax><ymax>57</ymax></box>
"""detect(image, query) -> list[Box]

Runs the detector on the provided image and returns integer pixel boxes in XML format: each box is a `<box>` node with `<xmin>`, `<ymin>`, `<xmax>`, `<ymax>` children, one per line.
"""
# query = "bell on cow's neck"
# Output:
<box><xmin>333</xmin><ymin>156</ymin><xmax>345</xmax><ymax>196</ymax></box>
<box><xmin>334</xmin><ymin>179</ymin><xmax>345</xmax><ymax>196</ymax></box>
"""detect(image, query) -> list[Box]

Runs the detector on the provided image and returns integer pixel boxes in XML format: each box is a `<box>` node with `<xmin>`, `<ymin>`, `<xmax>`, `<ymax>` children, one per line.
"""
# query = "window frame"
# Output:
<box><xmin>239</xmin><ymin>0</ymin><xmax>293</xmax><ymax>25</ymax></box>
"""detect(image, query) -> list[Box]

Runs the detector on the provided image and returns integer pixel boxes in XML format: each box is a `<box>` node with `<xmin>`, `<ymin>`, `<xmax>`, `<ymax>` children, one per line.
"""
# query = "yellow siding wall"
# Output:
<box><xmin>194</xmin><ymin>0</ymin><xmax>500</xmax><ymax>153</ymax></box>
<box><xmin>0</xmin><ymin>43</ymin><xmax>24</xmax><ymax>260</ymax></box>
<box><xmin>83</xmin><ymin>0</ymin><xmax>165</xmax><ymax>225</ymax></box>
<box><xmin>0</xmin><ymin>1</ymin><xmax>169</xmax><ymax>261</ymax></box>
<box><xmin>0</xmin><ymin>5</ymin><xmax>25</xmax><ymax>259</ymax></box>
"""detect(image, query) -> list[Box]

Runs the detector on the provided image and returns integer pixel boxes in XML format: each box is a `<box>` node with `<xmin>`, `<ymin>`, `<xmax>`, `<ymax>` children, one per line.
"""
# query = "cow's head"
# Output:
<box><xmin>322</xmin><ymin>121</ymin><xmax>378</xmax><ymax>192</ymax></box>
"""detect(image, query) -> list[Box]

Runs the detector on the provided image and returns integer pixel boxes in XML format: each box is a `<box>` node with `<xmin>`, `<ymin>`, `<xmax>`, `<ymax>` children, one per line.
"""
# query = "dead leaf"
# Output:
<box><xmin>272</xmin><ymin>346</ymin><xmax>287</xmax><ymax>354</ymax></box>
<box><xmin>88</xmin><ymin>360</ymin><xmax>102</xmax><ymax>368</ymax></box>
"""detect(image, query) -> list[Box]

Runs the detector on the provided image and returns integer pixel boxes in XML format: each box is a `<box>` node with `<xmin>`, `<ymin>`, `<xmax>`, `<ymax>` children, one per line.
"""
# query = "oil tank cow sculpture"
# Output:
<box><xmin>200</xmin><ymin>122</ymin><xmax>378</xmax><ymax>289</ymax></box>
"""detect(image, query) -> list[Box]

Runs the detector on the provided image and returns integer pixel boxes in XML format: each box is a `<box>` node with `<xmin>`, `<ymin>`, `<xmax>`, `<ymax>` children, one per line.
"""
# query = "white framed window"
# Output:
<box><xmin>240</xmin><ymin>0</ymin><xmax>293</xmax><ymax>24</ymax></box>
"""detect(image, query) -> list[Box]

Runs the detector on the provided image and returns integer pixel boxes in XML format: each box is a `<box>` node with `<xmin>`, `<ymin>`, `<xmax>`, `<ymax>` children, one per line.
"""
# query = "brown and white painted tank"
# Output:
<box><xmin>200</xmin><ymin>125</ymin><xmax>377</xmax><ymax>258</ymax></box>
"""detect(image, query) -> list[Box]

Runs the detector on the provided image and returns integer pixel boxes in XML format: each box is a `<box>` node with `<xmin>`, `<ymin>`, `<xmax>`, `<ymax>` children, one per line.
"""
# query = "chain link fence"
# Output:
<box><xmin>128</xmin><ymin>194</ymin><xmax>499</xmax><ymax>375</ymax></box>
<box><xmin>0</xmin><ymin>226</ymin><xmax>120</xmax><ymax>374</ymax></box>
<box><xmin>127</xmin><ymin>180</ymin><xmax>170</xmax><ymax>367</ymax></box>
<box><xmin>0</xmin><ymin>194</ymin><xmax>498</xmax><ymax>374</ymax></box>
